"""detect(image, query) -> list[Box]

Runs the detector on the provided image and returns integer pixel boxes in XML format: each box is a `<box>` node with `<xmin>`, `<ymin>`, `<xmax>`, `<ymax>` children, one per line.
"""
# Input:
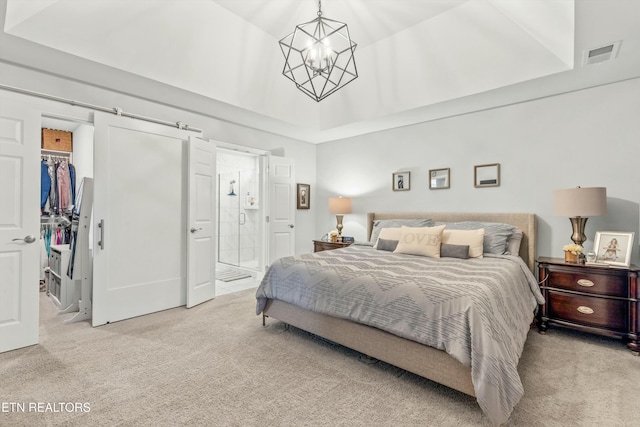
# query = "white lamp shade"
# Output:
<box><xmin>328</xmin><ymin>197</ymin><xmax>352</xmax><ymax>214</ymax></box>
<box><xmin>554</xmin><ymin>187</ymin><xmax>607</xmax><ymax>217</ymax></box>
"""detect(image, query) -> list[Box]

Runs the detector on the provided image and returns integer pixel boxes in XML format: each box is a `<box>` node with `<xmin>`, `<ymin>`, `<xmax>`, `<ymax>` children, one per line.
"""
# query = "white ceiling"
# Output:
<box><xmin>2</xmin><ymin>0</ymin><xmax>640</xmax><ymax>143</ymax></box>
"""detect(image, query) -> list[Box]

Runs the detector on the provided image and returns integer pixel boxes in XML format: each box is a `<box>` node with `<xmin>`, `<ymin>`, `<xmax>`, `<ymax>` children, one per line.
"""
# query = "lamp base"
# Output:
<box><xmin>569</xmin><ymin>216</ymin><xmax>588</xmax><ymax>247</ymax></box>
<box><xmin>335</xmin><ymin>214</ymin><xmax>344</xmax><ymax>237</ymax></box>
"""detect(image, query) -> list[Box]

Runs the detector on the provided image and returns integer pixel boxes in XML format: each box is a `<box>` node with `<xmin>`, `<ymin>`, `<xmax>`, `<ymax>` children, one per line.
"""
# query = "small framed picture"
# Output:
<box><xmin>474</xmin><ymin>163</ymin><xmax>500</xmax><ymax>187</ymax></box>
<box><xmin>429</xmin><ymin>168</ymin><xmax>450</xmax><ymax>190</ymax></box>
<box><xmin>593</xmin><ymin>231</ymin><xmax>635</xmax><ymax>267</ymax></box>
<box><xmin>297</xmin><ymin>183</ymin><xmax>310</xmax><ymax>209</ymax></box>
<box><xmin>392</xmin><ymin>172</ymin><xmax>410</xmax><ymax>191</ymax></box>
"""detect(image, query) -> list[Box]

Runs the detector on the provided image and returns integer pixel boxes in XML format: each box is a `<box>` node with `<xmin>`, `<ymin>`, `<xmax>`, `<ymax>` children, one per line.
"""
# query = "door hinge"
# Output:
<box><xmin>265</xmin><ymin>216</ymin><xmax>270</xmax><ymax>223</ymax></box>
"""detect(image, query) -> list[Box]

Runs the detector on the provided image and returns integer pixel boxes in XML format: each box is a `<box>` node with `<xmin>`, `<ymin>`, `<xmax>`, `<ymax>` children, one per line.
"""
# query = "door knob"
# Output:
<box><xmin>190</xmin><ymin>227</ymin><xmax>203</xmax><ymax>233</ymax></box>
<box><xmin>288</xmin><ymin>224</ymin><xmax>295</xmax><ymax>228</ymax></box>
<box><xmin>12</xmin><ymin>235</ymin><xmax>37</xmax><ymax>244</ymax></box>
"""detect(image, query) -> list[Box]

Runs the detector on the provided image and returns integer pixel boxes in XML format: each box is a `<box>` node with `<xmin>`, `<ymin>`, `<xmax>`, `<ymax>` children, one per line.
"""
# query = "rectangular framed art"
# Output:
<box><xmin>296</xmin><ymin>183</ymin><xmax>310</xmax><ymax>209</ymax></box>
<box><xmin>429</xmin><ymin>168</ymin><xmax>450</xmax><ymax>190</ymax></box>
<box><xmin>593</xmin><ymin>231</ymin><xmax>635</xmax><ymax>267</ymax></box>
<box><xmin>392</xmin><ymin>172</ymin><xmax>410</xmax><ymax>191</ymax></box>
<box><xmin>474</xmin><ymin>163</ymin><xmax>500</xmax><ymax>187</ymax></box>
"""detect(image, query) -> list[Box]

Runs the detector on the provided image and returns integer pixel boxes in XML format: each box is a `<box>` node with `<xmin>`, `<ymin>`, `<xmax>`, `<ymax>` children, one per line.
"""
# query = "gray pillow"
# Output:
<box><xmin>370</xmin><ymin>218</ymin><xmax>432</xmax><ymax>244</ymax></box>
<box><xmin>505</xmin><ymin>229</ymin><xmax>524</xmax><ymax>255</ymax></box>
<box><xmin>435</xmin><ymin>221</ymin><xmax>517</xmax><ymax>254</ymax></box>
<box><xmin>376</xmin><ymin>238</ymin><xmax>399</xmax><ymax>252</ymax></box>
<box><xmin>440</xmin><ymin>243</ymin><xmax>469</xmax><ymax>259</ymax></box>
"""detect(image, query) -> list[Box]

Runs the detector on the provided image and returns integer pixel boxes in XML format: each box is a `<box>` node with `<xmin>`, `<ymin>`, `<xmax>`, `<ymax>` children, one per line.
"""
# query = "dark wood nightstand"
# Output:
<box><xmin>313</xmin><ymin>240</ymin><xmax>352</xmax><ymax>253</ymax></box>
<box><xmin>537</xmin><ymin>257</ymin><xmax>639</xmax><ymax>354</ymax></box>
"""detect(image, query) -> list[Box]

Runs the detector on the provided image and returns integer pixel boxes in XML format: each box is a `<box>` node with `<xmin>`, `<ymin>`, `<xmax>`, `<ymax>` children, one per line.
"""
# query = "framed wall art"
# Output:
<box><xmin>474</xmin><ymin>163</ymin><xmax>500</xmax><ymax>187</ymax></box>
<box><xmin>429</xmin><ymin>168</ymin><xmax>450</xmax><ymax>190</ymax></box>
<box><xmin>296</xmin><ymin>183</ymin><xmax>310</xmax><ymax>209</ymax></box>
<box><xmin>593</xmin><ymin>231</ymin><xmax>635</xmax><ymax>267</ymax></box>
<box><xmin>392</xmin><ymin>172</ymin><xmax>410</xmax><ymax>191</ymax></box>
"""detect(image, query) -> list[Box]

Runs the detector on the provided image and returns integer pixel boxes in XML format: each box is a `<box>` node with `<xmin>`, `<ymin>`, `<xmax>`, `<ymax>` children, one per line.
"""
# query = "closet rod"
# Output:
<box><xmin>0</xmin><ymin>83</ymin><xmax>203</xmax><ymax>133</ymax></box>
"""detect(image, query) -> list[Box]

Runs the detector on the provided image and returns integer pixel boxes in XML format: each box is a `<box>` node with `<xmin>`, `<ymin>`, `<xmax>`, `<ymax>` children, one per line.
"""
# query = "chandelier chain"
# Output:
<box><xmin>317</xmin><ymin>0</ymin><xmax>322</xmax><ymax>17</ymax></box>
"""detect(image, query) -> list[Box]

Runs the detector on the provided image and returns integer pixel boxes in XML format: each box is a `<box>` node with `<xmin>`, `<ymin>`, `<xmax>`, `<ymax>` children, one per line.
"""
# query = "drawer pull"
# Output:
<box><xmin>577</xmin><ymin>306</ymin><xmax>594</xmax><ymax>315</ymax></box>
<box><xmin>577</xmin><ymin>279</ymin><xmax>595</xmax><ymax>287</ymax></box>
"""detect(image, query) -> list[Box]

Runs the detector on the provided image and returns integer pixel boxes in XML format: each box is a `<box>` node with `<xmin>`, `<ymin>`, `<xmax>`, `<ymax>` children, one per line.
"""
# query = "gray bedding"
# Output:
<box><xmin>256</xmin><ymin>245</ymin><xmax>544</xmax><ymax>426</ymax></box>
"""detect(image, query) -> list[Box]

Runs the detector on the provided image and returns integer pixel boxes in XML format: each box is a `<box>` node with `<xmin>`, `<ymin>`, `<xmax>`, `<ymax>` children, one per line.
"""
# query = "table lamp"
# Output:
<box><xmin>554</xmin><ymin>186</ymin><xmax>607</xmax><ymax>247</ymax></box>
<box><xmin>328</xmin><ymin>196</ymin><xmax>352</xmax><ymax>238</ymax></box>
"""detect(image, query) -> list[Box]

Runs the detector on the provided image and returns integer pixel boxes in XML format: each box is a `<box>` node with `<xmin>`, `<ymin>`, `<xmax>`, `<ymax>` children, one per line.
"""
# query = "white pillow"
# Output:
<box><xmin>374</xmin><ymin>227</ymin><xmax>403</xmax><ymax>248</ymax></box>
<box><xmin>394</xmin><ymin>225</ymin><xmax>446</xmax><ymax>258</ymax></box>
<box><xmin>442</xmin><ymin>229</ymin><xmax>484</xmax><ymax>258</ymax></box>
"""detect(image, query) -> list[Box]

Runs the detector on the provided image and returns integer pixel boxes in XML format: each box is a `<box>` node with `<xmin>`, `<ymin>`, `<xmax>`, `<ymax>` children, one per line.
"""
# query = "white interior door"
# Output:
<box><xmin>268</xmin><ymin>156</ymin><xmax>295</xmax><ymax>264</ymax></box>
<box><xmin>187</xmin><ymin>136</ymin><xmax>216</xmax><ymax>308</ymax></box>
<box><xmin>92</xmin><ymin>112</ymin><xmax>194</xmax><ymax>326</ymax></box>
<box><xmin>0</xmin><ymin>100</ymin><xmax>40</xmax><ymax>353</ymax></box>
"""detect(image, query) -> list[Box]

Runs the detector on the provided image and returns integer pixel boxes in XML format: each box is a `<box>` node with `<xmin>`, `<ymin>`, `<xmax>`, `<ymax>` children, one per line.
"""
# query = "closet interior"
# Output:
<box><xmin>40</xmin><ymin>117</ymin><xmax>94</xmax><ymax>323</ymax></box>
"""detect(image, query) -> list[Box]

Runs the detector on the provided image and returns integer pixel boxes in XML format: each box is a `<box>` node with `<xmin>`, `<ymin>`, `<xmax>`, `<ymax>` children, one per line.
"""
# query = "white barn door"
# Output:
<box><xmin>92</xmin><ymin>112</ymin><xmax>194</xmax><ymax>326</ymax></box>
<box><xmin>268</xmin><ymin>156</ymin><xmax>295</xmax><ymax>264</ymax></box>
<box><xmin>0</xmin><ymin>100</ymin><xmax>40</xmax><ymax>353</ymax></box>
<box><xmin>186</xmin><ymin>136</ymin><xmax>216</xmax><ymax>308</ymax></box>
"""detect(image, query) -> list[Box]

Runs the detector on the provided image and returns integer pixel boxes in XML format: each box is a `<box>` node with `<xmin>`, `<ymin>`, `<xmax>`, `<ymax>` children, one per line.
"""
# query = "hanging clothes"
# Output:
<box><xmin>40</xmin><ymin>236</ymin><xmax>48</xmax><ymax>281</ymax></box>
<box><xmin>40</xmin><ymin>159</ymin><xmax>52</xmax><ymax>213</ymax></box>
<box><xmin>56</xmin><ymin>160</ymin><xmax>72</xmax><ymax>213</ymax></box>
<box><xmin>41</xmin><ymin>155</ymin><xmax>75</xmax><ymax>216</ymax></box>
<box><xmin>69</xmin><ymin>162</ymin><xmax>76</xmax><ymax>209</ymax></box>
<box><xmin>47</xmin><ymin>157</ymin><xmax>57</xmax><ymax>215</ymax></box>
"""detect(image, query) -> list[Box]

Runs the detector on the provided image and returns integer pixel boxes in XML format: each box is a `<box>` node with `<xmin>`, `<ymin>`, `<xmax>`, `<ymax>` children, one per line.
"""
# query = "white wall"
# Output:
<box><xmin>316</xmin><ymin>78</ymin><xmax>640</xmax><ymax>266</ymax></box>
<box><xmin>0</xmin><ymin>61</ymin><xmax>317</xmax><ymax>257</ymax></box>
<box><xmin>72</xmin><ymin>123</ymin><xmax>94</xmax><ymax>192</ymax></box>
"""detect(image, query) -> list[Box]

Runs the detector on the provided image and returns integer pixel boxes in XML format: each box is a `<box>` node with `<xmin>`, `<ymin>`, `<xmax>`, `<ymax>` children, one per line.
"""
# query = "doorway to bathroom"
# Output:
<box><xmin>216</xmin><ymin>148</ymin><xmax>266</xmax><ymax>293</ymax></box>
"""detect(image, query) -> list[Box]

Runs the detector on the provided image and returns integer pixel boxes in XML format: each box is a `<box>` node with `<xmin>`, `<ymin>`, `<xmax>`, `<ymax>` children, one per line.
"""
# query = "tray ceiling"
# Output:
<box><xmin>2</xmin><ymin>0</ymin><xmax>639</xmax><ymax>143</ymax></box>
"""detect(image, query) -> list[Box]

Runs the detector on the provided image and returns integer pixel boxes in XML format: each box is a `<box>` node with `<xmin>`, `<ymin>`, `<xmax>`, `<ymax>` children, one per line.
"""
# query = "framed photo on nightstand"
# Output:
<box><xmin>593</xmin><ymin>231</ymin><xmax>635</xmax><ymax>267</ymax></box>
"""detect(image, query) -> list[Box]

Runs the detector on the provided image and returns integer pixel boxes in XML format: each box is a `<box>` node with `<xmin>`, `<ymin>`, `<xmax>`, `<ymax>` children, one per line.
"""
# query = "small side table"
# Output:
<box><xmin>313</xmin><ymin>240</ymin><xmax>352</xmax><ymax>253</ymax></box>
<box><xmin>537</xmin><ymin>256</ymin><xmax>639</xmax><ymax>354</ymax></box>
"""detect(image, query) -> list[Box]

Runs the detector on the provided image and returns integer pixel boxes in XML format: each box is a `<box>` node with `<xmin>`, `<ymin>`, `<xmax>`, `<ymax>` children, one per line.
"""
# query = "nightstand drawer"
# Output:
<box><xmin>547</xmin><ymin>270</ymin><xmax>627</xmax><ymax>297</ymax></box>
<box><xmin>548</xmin><ymin>291</ymin><xmax>628</xmax><ymax>331</ymax></box>
<box><xmin>313</xmin><ymin>240</ymin><xmax>351</xmax><ymax>252</ymax></box>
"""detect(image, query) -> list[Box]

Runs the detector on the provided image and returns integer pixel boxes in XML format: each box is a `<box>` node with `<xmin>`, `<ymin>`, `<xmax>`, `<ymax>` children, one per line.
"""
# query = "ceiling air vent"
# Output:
<box><xmin>583</xmin><ymin>41</ymin><xmax>621</xmax><ymax>66</ymax></box>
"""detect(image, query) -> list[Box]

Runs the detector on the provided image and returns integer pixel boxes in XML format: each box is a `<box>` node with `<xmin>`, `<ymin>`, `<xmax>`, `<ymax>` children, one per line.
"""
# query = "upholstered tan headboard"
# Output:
<box><xmin>366</xmin><ymin>212</ymin><xmax>537</xmax><ymax>273</ymax></box>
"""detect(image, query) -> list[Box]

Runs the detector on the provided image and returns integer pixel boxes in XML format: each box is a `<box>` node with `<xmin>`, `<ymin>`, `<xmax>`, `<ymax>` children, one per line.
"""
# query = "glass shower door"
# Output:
<box><xmin>218</xmin><ymin>171</ymin><xmax>240</xmax><ymax>266</ymax></box>
<box><xmin>217</xmin><ymin>166</ymin><xmax>261</xmax><ymax>270</ymax></box>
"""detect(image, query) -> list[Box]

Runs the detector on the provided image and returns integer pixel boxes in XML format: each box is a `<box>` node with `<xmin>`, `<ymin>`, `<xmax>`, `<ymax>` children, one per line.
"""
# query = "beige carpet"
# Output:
<box><xmin>1</xmin><ymin>289</ymin><xmax>638</xmax><ymax>427</ymax></box>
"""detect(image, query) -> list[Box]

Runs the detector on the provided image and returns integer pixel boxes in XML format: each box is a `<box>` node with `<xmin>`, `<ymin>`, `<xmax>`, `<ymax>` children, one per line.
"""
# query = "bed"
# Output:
<box><xmin>256</xmin><ymin>212</ymin><xmax>543</xmax><ymax>426</ymax></box>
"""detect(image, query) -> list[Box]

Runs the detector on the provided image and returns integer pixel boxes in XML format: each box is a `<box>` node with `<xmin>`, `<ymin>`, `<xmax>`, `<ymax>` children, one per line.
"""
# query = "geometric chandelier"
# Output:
<box><xmin>279</xmin><ymin>0</ymin><xmax>358</xmax><ymax>102</ymax></box>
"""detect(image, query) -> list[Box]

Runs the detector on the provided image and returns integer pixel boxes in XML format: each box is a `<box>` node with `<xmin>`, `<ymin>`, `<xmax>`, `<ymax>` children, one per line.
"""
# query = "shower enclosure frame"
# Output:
<box><xmin>216</xmin><ymin>148</ymin><xmax>267</xmax><ymax>273</ymax></box>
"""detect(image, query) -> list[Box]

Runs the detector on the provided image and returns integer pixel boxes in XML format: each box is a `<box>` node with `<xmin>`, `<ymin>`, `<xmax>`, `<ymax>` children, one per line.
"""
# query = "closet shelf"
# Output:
<box><xmin>41</xmin><ymin>148</ymin><xmax>72</xmax><ymax>156</ymax></box>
